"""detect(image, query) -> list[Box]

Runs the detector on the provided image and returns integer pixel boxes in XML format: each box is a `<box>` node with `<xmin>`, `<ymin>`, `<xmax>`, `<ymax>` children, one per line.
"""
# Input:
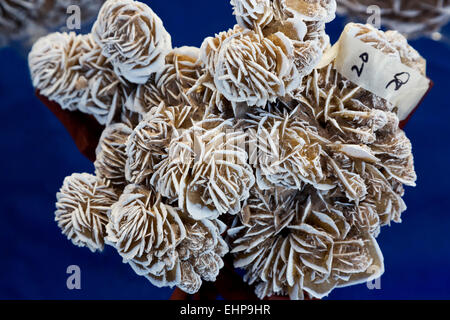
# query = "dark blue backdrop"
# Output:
<box><xmin>1</xmin><ymin>0</ymin><xmax>449</xmax><ymax>300</ymax></box>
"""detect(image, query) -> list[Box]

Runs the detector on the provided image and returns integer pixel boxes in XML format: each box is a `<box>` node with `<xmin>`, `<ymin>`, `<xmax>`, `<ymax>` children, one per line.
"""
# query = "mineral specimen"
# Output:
<box><xmin>94</xmin><ymin>123</ymin><xmax>133</xmax><ymax>188</ymax></box>
<box><xmin>106</xmin><ymin>184</ymin><xmax>228</xmax><ymax>294</ymax></box>
<box><xmin>91</xmin><ymin>0</ymin><xmax>172</xmax><ymax>84</ymax></box>
<box><xmin>29</xmin><ymin>32</ymin><xmax>133</xmax><ymax>124</ymax></box>
<box><xmin>55</xmin><ymin>173</ymin><xmax>119</xmax><ymax>252</ymax></box>
<box><xmin>228</xmin><ymin>186</ymin><xmax>383</xmax><ymax>299</ymax></box>
<box><xmin>30</xmin><ymin>0</ymin><xmax>428</xmax><ymax>299</ymax></box>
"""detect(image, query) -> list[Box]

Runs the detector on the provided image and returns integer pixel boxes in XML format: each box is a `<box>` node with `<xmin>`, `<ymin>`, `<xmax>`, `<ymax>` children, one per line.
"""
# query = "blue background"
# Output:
<box><xmin>1</xmin><ymin>0</ymin><xmax>449</xmax><ymax>300</ymax></box>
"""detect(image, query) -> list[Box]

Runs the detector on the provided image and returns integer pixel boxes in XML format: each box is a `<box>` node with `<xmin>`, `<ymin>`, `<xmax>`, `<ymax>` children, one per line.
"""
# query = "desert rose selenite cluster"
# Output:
<box><xmin>29</xmin><ymin>0</ymin><xmax>427</xmax><ymax>299</ymax></box>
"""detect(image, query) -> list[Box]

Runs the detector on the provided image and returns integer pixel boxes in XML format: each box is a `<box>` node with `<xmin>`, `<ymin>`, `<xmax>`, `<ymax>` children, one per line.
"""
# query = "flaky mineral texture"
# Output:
<box><xmin>106</xmin><ymin>184</ymin><xmax>228</xmax><ymax>293</ymax></box>
<box><xmin>228</xmin><ymin>186</ymin><xmax>383</xmax><ymax>299</ymax></box>
<box><xmin>29</xmin><ymin>32</ymin><xmax>133</xmax><ymax>124</ymax></box>
<box><xmin>29</xmin><ymin>0</ymin><xmax>428</xmax><ymax>299</ymax></box>
<box><xmin>95</xmin><ymin>123</ymin><xmax>133</xmax><ymax>188</ymax></box>
<box><xmin>92</xmin><ymin>0</ymin><xmax>172</xmax><ymax>84</ymax></box>
<box><xmin>55</xmin><ymin>173</ymin><xmax>118</xmax><ymax>252</ymax></box>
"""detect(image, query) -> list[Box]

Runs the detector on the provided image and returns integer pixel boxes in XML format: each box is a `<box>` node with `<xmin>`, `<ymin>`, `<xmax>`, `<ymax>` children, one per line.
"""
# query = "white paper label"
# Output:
<box><xmin>318</xmin><ymin>31</ymin><xmax>431</xmax><ymax>121</ymax></box>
